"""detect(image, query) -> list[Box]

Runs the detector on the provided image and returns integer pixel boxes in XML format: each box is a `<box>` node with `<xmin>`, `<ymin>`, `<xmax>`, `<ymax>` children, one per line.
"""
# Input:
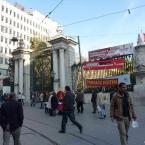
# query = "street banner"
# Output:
<box><xmin>107</xmin><ymin>74</ymin><xmax>131</xmax><ymax>85</ymax></box>
<box><xmin>85</xmin><ymin>78</ymin><xmax>118</xmax><ymax>88</ymax></box>
<box><xmin>89</xmin><ymin>43</ymin><xmax>133</xmax><ymax>60</ymax></box>
<box><xmin>83</xmin><ymin>58</ymin><xmax>125</xmax><ymax>70</ymax></box>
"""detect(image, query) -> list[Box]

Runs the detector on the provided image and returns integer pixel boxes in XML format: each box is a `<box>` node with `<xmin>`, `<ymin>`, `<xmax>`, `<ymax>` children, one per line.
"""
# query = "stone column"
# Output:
<box><xmin>19</xmin><ymin>59</ymin><xmax>23</xmax><ymax>94</ymax></box>
<box><xmin>24</xmin><ymin>56</ymin><xmax>31</xmax><ymax>102</ymax></box>
<box><xmin>14</xmin><ymin>61</ymin><xmax>19</xmax><ymax>94</ymax></box>
<box><xmin>59</xmin><ymin>49</ymin><xmax>65</xmax><ymax>90</ymax></box>
<box><xmin>53</xmin><ymin>50</ymin><xmax>59</xmax><ymax>91</ymax></box>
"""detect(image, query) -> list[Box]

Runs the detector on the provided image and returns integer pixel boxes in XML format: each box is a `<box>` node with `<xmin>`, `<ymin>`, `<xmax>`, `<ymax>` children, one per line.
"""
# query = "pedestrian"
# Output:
<box><xmin>31</xmin><ymin>92</ymin><xmax>36</xmax><ymax>107</ymax></box>
<box><xmin>17</xmin><ymin>92</ymin><xmax>22</xmax><ymax>103</ymax></box>
<box><xmin>21</xmin><ymin>93</ymin><xmax>25</xmax><ymax>105</ymax></box>
<box><xmin>51</xmin><ymin>92</ymin><xmax>58</xmax><ymax>116</ymax></box>
<box><xmin>0</xmin><ymin>93</ymin><xmax>24</xmax><ymax>145</ymax></box>
<box><xmin>91</xmin><ymin>88</ymin><xmax>98</xmax><ymax>113</ymax></box>
<box><xmin>110</xmin><ymin>82</ymin><xmax>137</xmax><ymax>145</ymax></box>
<box><xmin>39</xmin><ymin>92</ymin><xmax>44</xmax><ymax>109</ymax></box>
<box><xmin>110</xmin><ymin>88</ymin><xmax>117</xmax><ymax>102</ymax></box>
<box><xmin>75</xmin><ymin>89</ymin><xmax>84</xmax><ymax>113</ymax></box>
<box><xmin>59</xmin><ymin>86</ymin><xmax>83</xmax><ymax>134</ymax></box>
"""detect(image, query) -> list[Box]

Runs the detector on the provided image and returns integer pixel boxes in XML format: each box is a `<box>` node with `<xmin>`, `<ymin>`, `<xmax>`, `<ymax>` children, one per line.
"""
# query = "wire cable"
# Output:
<box><xmin>41</xmin><ymin>0</ymin><xmax>64</xmax><ymax>23</ymax></box>
<box><xmin>62</xmin><ymin>4</ymin><xmax>145</xmax><ymax>27</ymax></box>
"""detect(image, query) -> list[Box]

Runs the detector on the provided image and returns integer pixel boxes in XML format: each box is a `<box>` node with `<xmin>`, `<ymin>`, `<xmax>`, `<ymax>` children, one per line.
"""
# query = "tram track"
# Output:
<box><xmin>24</xmin><ymin>117</ymin><xmax>114</xmax><ymax>145</ymax></box>
<box><xmin>23</xmin><ymin>125</ymin><xmax>60</xmax><ymax>145</ymax></box>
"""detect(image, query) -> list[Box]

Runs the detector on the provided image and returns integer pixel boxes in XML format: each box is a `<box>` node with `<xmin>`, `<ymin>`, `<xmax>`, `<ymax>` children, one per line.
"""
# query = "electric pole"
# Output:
<box><xmin>77</xmin><ymin>36</ymin><xmax>84</xmax><ymax>90</ymax></box>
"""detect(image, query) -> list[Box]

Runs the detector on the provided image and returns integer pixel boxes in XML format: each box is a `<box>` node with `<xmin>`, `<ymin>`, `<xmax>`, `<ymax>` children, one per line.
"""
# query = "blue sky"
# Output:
<box><xmin>8</xmin><ymin>0</ymin><xmax>145</xmax><ymax>58</ymax></box>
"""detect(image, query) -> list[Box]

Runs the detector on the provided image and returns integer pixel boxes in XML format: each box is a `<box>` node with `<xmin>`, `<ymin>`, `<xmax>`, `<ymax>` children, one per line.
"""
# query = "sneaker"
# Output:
<box><xmin>59</xmin><ymin>130</ymin><xmax>65</xmax><ymax>133</ymax></box>
<box><xmin>79</xmin><ymin>126</ymin><xmax>83</xmax><ymax>134</ymax></box>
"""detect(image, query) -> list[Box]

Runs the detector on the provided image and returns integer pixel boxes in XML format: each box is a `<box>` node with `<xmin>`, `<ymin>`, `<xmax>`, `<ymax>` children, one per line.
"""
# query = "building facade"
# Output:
<box><xmin>0</xmin><ymin>0</ymin><xmax>59</xmax><ymax>93</ymax></box>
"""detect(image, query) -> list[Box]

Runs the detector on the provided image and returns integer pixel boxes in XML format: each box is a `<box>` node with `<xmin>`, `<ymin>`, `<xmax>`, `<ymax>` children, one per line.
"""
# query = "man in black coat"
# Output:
<box><xmin>1</xmin><ymin>93</ymin><xmax>24</xmax><ymax>145</ymax></box>
<box><xmin>91</xmin><ymin>89</ymin><xmax>98</xmax><ymax>113</ymax></box>
<box><xmin>59</xmin><ymin>86</ymin><xmax>82</xmax><ymax>134</ymax></box>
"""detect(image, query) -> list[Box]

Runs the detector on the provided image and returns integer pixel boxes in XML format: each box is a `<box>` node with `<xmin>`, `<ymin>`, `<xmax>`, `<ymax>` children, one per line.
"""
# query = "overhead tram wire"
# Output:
<box><xmin>62</xmin><ymin>4</ymin><xmax>145</xmax><ymax>27</ymax></box>
<box><xmin>41</xmin><ymin>0</ymin><xmax>64</xmax><ymax>23</ymax></box>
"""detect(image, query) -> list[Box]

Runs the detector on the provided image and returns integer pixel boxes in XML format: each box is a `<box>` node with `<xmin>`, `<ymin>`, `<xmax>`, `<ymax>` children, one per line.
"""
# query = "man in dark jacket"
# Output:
<box><xmin>1</xmin><ymin>93</ymin><xmax>24</xmax><ymax>145</ymax></box>
<box><xmin>59</xmin><ymin>86</ymin><xmax>82</xmax><ymax>134</ymax></box>
<box><xmin>75</xmin><ymin>89</ymin><xmax>84</xmax><ymax>113</ymax></box>
<box><xmin>91</xmin><ymin>89</ymin><xmax>98</xmax><ymax>113</ymax></box>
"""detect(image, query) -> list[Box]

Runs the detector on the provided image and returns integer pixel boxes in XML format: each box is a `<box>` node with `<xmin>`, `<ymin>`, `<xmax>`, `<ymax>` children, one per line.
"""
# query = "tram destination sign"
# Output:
<box><xmin>89</xmin><ymin>43</ymin><xmax>133</xmax><ymax>60</ymax></box>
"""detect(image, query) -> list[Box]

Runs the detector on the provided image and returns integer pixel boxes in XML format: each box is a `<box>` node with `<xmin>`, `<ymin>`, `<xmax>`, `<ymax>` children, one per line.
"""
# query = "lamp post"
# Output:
<box><xmin>51</xmin><ymin>70</ymin><xmax>56</xmax><ymax>91</ymax></box>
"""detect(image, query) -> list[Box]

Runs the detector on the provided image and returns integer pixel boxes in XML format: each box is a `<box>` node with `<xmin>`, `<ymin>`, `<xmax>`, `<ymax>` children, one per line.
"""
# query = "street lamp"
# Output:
<box><xmin>51</xmin><ymin>70</ymin><xmax>56</xmax><ymax>91</ymax></box>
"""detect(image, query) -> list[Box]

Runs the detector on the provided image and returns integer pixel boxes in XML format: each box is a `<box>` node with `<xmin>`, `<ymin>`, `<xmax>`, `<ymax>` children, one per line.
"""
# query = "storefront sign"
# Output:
<box><xmin>89</xmin><ymin>43</ymin><xmax>133</xmax><ymax>60</ymax></box>
<box><xmin>85</xmin><ymin>78</ymin><xmax>118</xmax><ymax>88</ymax></box>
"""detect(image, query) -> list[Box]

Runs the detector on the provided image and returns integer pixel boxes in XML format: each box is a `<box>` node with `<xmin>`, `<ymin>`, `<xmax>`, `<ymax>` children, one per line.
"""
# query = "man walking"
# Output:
<box><xmin>1</xmin><ymin>93</ymin><xmax>24</xmax><ymax>145</ymax></box>
<box><xmin>75</xmin><ymin>89</ymin><xmax>84</xmax><ymax>113</ymax></box>
<box><xmin>91</xmin><ymin>89</ymin><xmax>98</xmax><ymax>113</ymax></box>
<box><xmin>110</xmin><ymin>82</ymin><xmax>137</xmax><ymax>145</ymax></box>
<box><xmin>59</xmin><ymin>86</ymin><xmax>83</xmax><ymax>134</ymax></box>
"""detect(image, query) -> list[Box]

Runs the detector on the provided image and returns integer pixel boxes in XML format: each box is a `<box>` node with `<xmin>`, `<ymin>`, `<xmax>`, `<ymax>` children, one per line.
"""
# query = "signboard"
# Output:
<box><xmin>107</xmin><ymin>74</ymin><xmax>131</xmax><ymax>85</ymax></box>
<box><xmin>83</xmin><ymin>58</ymin><xmax>125</xmax><ymax>70</ymax></box>
<box><xmin>89</xmin><ymin>43</ymin><xmax>133</xmax><ymax>60</ymax></box>
<box><xmin>85</xmin><ymin>78</ymin><xmax>118</xmax><ymax>88</ymax></box>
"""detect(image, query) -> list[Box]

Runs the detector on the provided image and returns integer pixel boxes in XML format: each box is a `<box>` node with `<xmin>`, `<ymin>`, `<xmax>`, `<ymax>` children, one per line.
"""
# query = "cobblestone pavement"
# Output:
<box><xmin>0</xmin><ymin>103</ymin><xmax>145</xmax><ymax>145</ymax></box>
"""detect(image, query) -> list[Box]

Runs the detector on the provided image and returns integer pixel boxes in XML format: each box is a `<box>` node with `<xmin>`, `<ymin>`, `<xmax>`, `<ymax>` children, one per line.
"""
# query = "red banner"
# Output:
<box><xmin>83</xmin><ymin>58</ymin><xmax>125</xmax><ymax>70</ymax></box>
<box><xmin>85</xmin><ymin>79</ymin><xmax>118</xmax><ymax>88</ymax></box>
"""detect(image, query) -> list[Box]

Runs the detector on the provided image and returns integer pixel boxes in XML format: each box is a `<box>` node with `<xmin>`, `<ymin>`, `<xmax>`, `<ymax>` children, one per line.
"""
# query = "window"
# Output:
<box><xmin>17</xmin><ymin>32</ymin><xmax>19</xmax><ymax>37</ymax></box>
<box><xmin>13</xmin><ymin>21</ymin><xmax>16</xmax><ymax>26</ymax></box>
<box><xmin>17</xmin><ymin>14</ymin><xmax>19</xmax><ymax>19</ymax></box>
<box><xmin>5</xmin><ymin>28</ymin><xmax>8</xmax><ymax>33</ymax></box>
<box><xmin>9</xmin><ymin>39</ymin><xmax>11</xmax><ymax>44</ymax></box>
<box><xmin>14</xmin><ymin>12</ymin><xmax>16</xmax><ymax>17</ymax></box>
<box><xmin>1</xmin><ymin>36</ymin><xmax>3</xmax><ymax>42</ymax></box>
<box><xmin>1</xmin><ymin>16</ymin><xmax>4</xmax><ymax>21</ymax></box>
<box><xmin>10</xmin><ymin>10</ymin><xmax>12</xmax><ymax>15</ymax></box>
<box><xmin>13</xmin><ymin>31</ymin><xmax>16</xmax><ymax>36</ymax></box>
<box><xmin>9</xmin><ymin>49</ymin><xmax>11</xmax><ymax>54</ymax></box>
<box><xmin>5</xmin><ymin>58</ymin><xmax>8</xmax><ymax>65</ymax></box>
<box><xmin>17</xmin><ymin>23</ymin><xmax>19</xmax><ymax>28</ymax></box>
<box><xmin>6</xmin><ymin>8</ymin><xmax>8</xmax><ymax>13</ymax></box>
<box><xmin>9</xmin><ymin>19</ymin><xmax>12</xmax><ymax>24</ymax></box>
<box><xmin>0</xmin><ymin>57</ymin><xmax>3</xmax><ymax>64</ymax></box>
<box><xmin>5</xmin><ymin>47</ymin><xmax>7</xmax><ymax>53</ymax></box>
<box><xmin>5</xmin><ymin>38</ymin><xmax>8</xmax><ymax>44</ymax></box>
<box><xmin>2</xmin><ymin>5</ymin><xmax>4</xmax><ymax>11</ymax></box>
<box><xmin>1</xmin><ymin>26</ymin><xmax>4</xmax><ymax>32</ymax></box>
<box><xmin>0</xmin><ymin>47</ymin><xmax>3</xmax><ymax>53</ymax></box>
<box><xmin>5</xmin><ymin>17</ymin><xmax>8</xmax><ymax>23</ymax></box>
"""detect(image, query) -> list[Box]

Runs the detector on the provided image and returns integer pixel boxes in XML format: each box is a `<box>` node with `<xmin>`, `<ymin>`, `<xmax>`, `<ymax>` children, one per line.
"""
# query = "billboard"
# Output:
<box><xmin>83</xmin><ymin>58</ymin><xmax>125</xmax><ymax>70</ymax></box>
<box><xmin>89</xmin><ymin>43</ymin><xmax>133</xmax><ymax>60</ymax></box>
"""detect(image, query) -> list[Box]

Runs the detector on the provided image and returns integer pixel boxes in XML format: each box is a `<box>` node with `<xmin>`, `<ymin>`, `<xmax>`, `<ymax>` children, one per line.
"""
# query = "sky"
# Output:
<box><xmin>8</xmin><ymin>0</ymin><xmax>145</xmax><ymax>58</ymax></box>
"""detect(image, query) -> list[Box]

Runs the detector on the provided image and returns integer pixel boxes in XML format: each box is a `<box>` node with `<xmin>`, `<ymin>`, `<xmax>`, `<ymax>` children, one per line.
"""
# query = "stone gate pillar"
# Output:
<box><xmin>134</xmin><ymin>33</ymin><xmax>145</xmax><ymax>105</ymax></box>
<box><xmin>50</xmin><ymin>35</ymin><xmax>77</xmax><ymax>91</ymax></box>
<box><xmin>12</xmin><ymin>39</ymin><xmax>32</xmax><ymax>102</ymax></box>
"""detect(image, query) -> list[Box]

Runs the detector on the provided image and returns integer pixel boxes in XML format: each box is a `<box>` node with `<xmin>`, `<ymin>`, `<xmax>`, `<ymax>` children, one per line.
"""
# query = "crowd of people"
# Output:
<box><xmin>0</xmin><ymin>82</ymin><xmax>137</xmax><ymax>145</ymax></box>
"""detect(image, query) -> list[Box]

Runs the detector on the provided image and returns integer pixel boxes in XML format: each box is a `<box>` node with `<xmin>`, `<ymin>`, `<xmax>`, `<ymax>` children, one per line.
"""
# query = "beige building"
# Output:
<box><xmin>0</xmin><ymin>0</ymin><xmax>59</xmax><ymax>93</ymax></box>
